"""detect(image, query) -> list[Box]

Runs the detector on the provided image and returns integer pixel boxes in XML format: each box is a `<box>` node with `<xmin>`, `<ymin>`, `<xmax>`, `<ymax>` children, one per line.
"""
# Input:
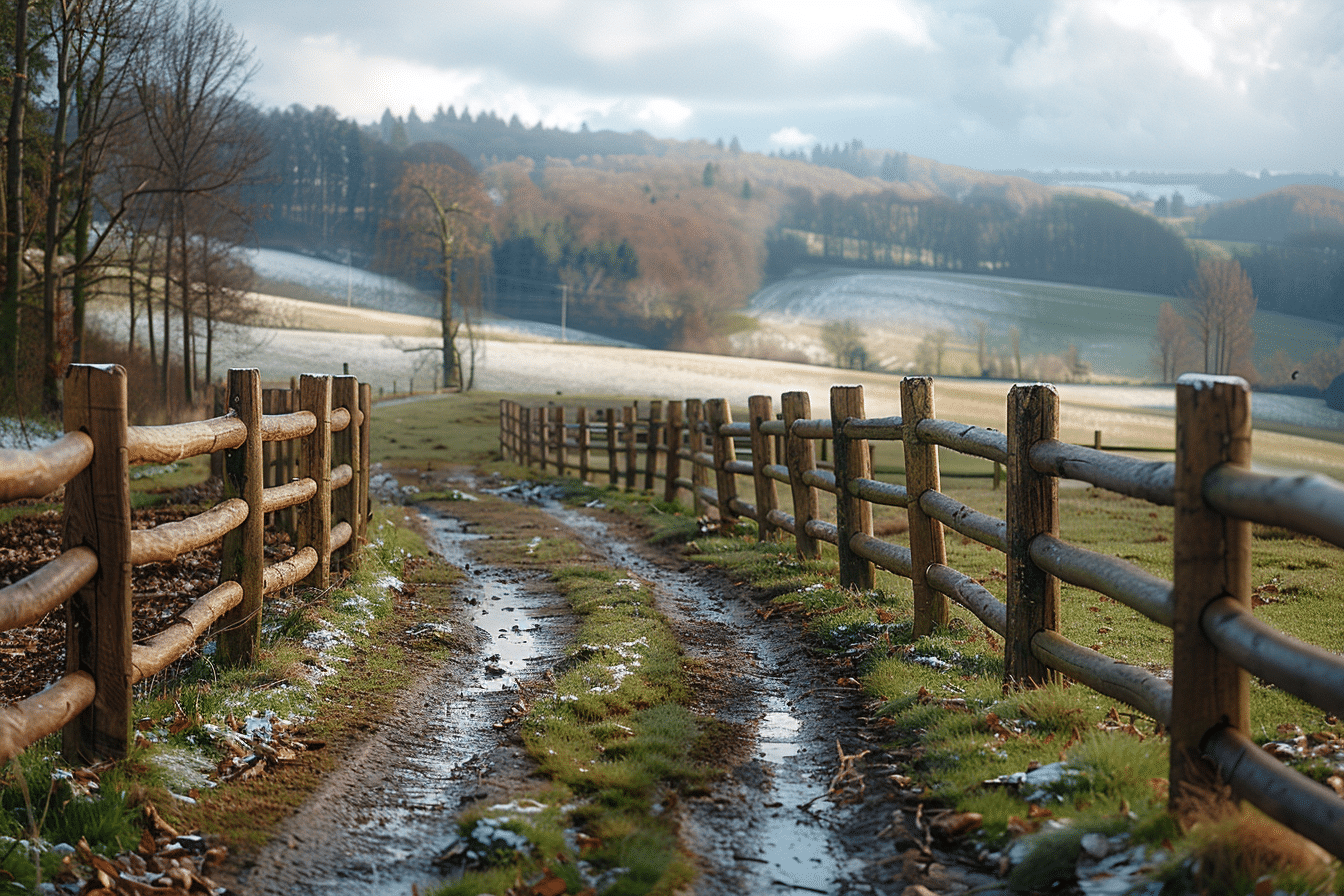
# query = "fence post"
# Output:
<box><xmin>748</xmin><ymin>395</ymin><xmax>780</xmax><ymax>542</ymax></box>
<box><xmin>685</xmin><ymin>399</ymin><xmax>707</xmax><ymax>515</ymax></box>
<box><xmin>300</xmin><ymin>374</ymin><xmax>333</xmax><ymax>590</ymax></box>
<box><xmin>1006</xmin><ymin>383</ymin><xmax>1061</xmax><ymax>686</ymax></box>
<box><xmin>577</xmin><ymin>406</ymin><xmax>590</xmax><ymax>482</ymax></box>
<box><xmin>644</xmin><ymin>400</ymin><xmax>662</xmax><ymax>493</ymax></box>
<box><xmin>1170</xmin><ymin>374</ymin><xmax>1252</xmax><ymax>811</ymax></box>
<box><xmin>61</xmin><ymin>364</ymin><xmax>131</xmax><ymax>763</ymax></box>
<box><xmin>332</xmin><ymin>375</ymin><xmax>360</xmax><ymax>567</ymax></box>
<box><xmin>901</xmin><ymin>377</ymin><xmax>949</xmax><ymax>635</ymax></box>
<box><xmin>537</xmin><ymin>406</ymin><xmax>551</xmax><ymax>473</ymax></box>
<box><xmin>832</xmin><ymin>386</ymin><xmax>875</xmax><ymax>589</ymax></box>
<box><xmin>359</xmin><ymin>382</ymin><xmax>372</xmax><ymax>542</ymax></box>
<box><xmin>781</xmin><ymin>392</ymin><xmax>820</xmax><ymax>560</ymax></box>
<box><xmin>664</xmin><ymin>401</ymin><xmax>684</xmax><ymax>504</ymax></box>
<box><xmin>553</xmin><ymin>406</ymin><xmax>567</xmax><ymax>477</ymax></box>
<box><xmin>521</xmin><ymin>406</ymin><xmax>533</xmax><ymax>470</ymax></box>
<box><xmin>499</xmin><ymin>399</ymin><xmax>509</xmax><ymax>461</ymax></box>
<box><xmin>217</xmin><ymin>368</ymin><xmax>265</xmax><ymax>667</ymax></box>
<box><xmin>706</xmin><ymin>399</ymin><xmax>739</xmax><ymax>523</ymax></box>
<box><xmin>623</xmin><ymin>405</ymin><xmax>638</xmax><ymax>490</ymax></box>
<box><xmin>261</xmin><ymin>389</ymin><xmax>278</xmax><ymax>529</ymax></box>
<box><xmin>604</xmin><ymin>409</ymin><xmax>618</xmax><ymax>485</ymax></box>
<box><xmin>283</xmin><ymin>384</ymin><xmax>299</xmax><ymax>542</ymax></box>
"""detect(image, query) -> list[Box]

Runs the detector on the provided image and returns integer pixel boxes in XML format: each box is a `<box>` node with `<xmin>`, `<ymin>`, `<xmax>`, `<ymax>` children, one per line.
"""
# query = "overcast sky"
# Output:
<box><xmin>208</xmin><ymin>0</ymin><xmax>1343</xmax><ymax>173</ymax></box>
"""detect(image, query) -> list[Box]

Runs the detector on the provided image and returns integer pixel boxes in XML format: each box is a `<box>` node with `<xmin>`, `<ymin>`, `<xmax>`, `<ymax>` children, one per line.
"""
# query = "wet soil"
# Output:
<box><xmin>233</xmin><ymin>482</ymin><xmax>1002</xmax><ymax>895</ymax></box>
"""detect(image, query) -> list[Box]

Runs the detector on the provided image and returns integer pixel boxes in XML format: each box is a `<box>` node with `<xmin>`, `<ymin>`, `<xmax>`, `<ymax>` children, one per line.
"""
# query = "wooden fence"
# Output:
<box><xmin>500</xmin><ymin>374</ymin><xmax>1344</xmax><ymax>858</ymax></box>
<box><xmin>0</xmin><ymin>365</ymin><xmax>372</xmax><ymax>766</ymax></box>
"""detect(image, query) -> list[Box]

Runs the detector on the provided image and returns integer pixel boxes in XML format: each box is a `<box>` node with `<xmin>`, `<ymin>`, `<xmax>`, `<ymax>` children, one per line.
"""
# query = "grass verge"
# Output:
<box><xmin>553</xmin><ymin>476</ymin><xmax>1344</xmax><ymax>894</ymax></box>
<box><xmin>0</xmin><ymin>507</ymin><xmax>467</xmax><ymax>888</ymax></box>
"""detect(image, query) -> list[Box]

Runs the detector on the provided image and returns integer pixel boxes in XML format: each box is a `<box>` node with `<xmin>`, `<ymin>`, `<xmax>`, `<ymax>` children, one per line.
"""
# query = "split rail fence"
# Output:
<box><xmin>500</xmin><ymin>374</ymin><xmax>1344</xmax><ymax>859</ymax></box>
<box><xmin>0</xmin><ymin>365</ymin><xmax>372</xmax><ymax>765</ymax></box>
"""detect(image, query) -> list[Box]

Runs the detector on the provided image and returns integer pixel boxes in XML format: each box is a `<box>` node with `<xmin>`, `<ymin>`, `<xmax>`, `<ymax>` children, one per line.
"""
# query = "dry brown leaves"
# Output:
<box><xmin>43</xmin><ymin>803</ymin><xmax>229</xmax><ymax>895</ymax></box>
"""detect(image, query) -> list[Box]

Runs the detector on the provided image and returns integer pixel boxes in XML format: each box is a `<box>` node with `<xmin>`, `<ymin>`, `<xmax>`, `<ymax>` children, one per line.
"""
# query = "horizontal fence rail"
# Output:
<box><xmin>499</xmin><ymin>373</ymin><xmax>1344</xmax><ymax>860</ymax></box>
<box><xmin>0</xmin><ymin>366</ymin><xmax>372</xmax><ymax>766</ymax></box>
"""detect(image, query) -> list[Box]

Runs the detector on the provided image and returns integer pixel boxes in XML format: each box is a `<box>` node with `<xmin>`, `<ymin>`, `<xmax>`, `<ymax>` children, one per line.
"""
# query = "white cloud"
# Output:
<box><xmin>253</xmin><ymin>33</ymin><xmax>693</xmax><ymax>133</ymax></box>
<box><xmin>769</xmin><ymin>126</ymin><xmax>818</xmax><ymax>148</ymax></box>
<box><xmin>217</xmin><ymin>0</ymin><xmax>1344</xmax><ymax>170</ymax></box>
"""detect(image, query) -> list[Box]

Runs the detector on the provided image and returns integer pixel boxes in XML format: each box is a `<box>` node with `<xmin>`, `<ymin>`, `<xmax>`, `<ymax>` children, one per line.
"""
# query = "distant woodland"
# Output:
<box><xmin>7</xmin><ymin>0</ymin><xmax>1344</xmax><ymax>419</ymax></box>
<box><xmin>247</xmin><ymin>106</ymin><xmax>1344</xmax><ymax>346</ymax></box>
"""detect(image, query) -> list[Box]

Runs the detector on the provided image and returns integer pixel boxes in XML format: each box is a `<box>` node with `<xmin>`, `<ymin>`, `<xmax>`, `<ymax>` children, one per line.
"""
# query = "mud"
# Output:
<box><xmin>235</xmin><ymin>485</ymin><xmax>1002</xmax><ymax>895</ymax></box>
<box><xmin>238</xmin><ymin>516</ymin><xmax>573</xmax><ymax>896</ymax></box>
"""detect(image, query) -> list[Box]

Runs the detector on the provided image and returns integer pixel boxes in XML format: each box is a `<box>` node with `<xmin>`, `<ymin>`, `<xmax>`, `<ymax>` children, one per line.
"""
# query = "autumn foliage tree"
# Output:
<box><xmin>1188</xmin><ymin>258</ymin><xmax>1257</xmax><ymax>377</ymax></box>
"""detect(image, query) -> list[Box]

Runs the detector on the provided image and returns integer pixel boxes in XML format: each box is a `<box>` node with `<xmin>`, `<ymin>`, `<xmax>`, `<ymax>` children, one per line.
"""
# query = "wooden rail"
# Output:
<box><xmin>0</xmin><ymin>365</ymin><xmax>372</xmax><ymax>765</ymax></box>
<box><xmin>499</xmin><ymin>374</ymin><xmax>1344</xmax><ymax>859</ymax></box>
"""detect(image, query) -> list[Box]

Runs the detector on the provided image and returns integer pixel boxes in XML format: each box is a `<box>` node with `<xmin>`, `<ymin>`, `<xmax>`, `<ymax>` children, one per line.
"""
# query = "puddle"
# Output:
<box><xmin>540</xmin><ymin>499</ymin><xmax>845</xmax><ymax>894</ymax></box>
<box><xmin>246</xmin><ymin>510</ymin><xmax>566</xmax><ymax>896</ymax></box>
<box><xmin>424</xmin><ymin>516</ymin><xmax>543</xmax><ymax>694</ymax></box>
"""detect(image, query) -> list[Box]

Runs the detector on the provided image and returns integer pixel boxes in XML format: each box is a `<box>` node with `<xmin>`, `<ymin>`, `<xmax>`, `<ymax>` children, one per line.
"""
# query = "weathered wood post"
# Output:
<box><xmin>266</xmin><ymin>389</ymin><xmax>282</xmax><ymax>529</ymax></box>
<box><xmin>606</xmin><ymin>409</ymin><xmax>619</xmax><ymax>485</ymax></box>
<box><xmin>332</xmin><ymin>375</ymin><xmax>360</xmax><ymax>566</ymax></box>
<box><xmin>577</xmin><ymin>406</ymin><xmax>591</xmax><ymax>482</ymax></box>
<box><xmin>553</xmin><ymin>406</ymin><xmax>567</xmax><ymax>477</ymax></box>
<box><xmin>664</xmin><ymin>401</ymin><xmax>684</xmax><ymax>504</ymax></box>
<box><xmin>62</xmin><ymin>364</ymin><xmax>131</xmax><ymax>762</ymax></box>
<box><xmin>782</xmin><ymin>391</ymin><xmax>821</xmax><ymax>560</ymax></box>
<box><xmin>706</xmin><ymin>399</ymin><xmax>739</xmax><ymax>523</ymax></box>
<box><xmin>217</xmin><ymin>368</ymin><xmax>265</xmax><ymax>667</ymax></box>
<box><xmin>537</xmin><ymin>406</ymin><xmax>550</xmax><ymax>473</ymax></box>
<box><xmin>685</xmin><ymin>399</ymin><xmax>707</xmax><ymax>515</ymax></box>
<box><xmin>499</xmin><ymin>399</ymin><xmax>510</xmax><ymax>461</ymax></box>
<box><xmin>644</xmin><ymin>400</ymin><xmax>662</xmax><ymax>493</ymax></box>
<box><xmin>1170</xmin><ymin>374</ymin><xmax>1252</xmax><ymax>811</ymax></box>
<box><xmin>300</xmin><ymin>374</ymin><xmax>333</xmax><ymax>590</ymax></box>
<box><xmin>832</xmin><ymin>386</ymin><xmax>875</xmax><ymax>589</ymax></box>
<box><xmin>901</xmin><ymin>377</ymin><xmax>949</xmax><ymax>635</ymax></box>
<box><xmin>358</xmin><ymin>382</ymin><xmax>372</xmax><ymax>541</ymax></box>
<box><xmin>284</xmin><ymin>384</ymin><xmax>300</xmax><ymax>541</ymax></box>
<box><xmin>521</xmin><ymin>406</ymin><xmax>533</xmax><ymax>470</ymax></box>
<box><xmin>1006</xmin><ymin>383</ymin><xmax>1061</xmax><ymax>686</ymax></box>
<box><xmin>623</xmin><ymin>405</ymin><xmax>638</xmax><ymax>490</ymax></box>
<box><xmin>748</xmin><ymin>395</ymin><xmax>780</xmax><ymax>542</ymax></box>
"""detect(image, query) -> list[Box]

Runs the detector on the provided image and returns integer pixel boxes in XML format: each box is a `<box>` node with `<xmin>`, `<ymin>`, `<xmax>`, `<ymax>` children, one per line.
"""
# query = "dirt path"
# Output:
<box><xmin>239</xmin><ymin>512</ymin><xmax>573</xmax><ymax>896</ymax></box>
<box><xmin>233</xmin><ymin>483</ymin><xmax>1003</xmax><ymax>895</ymax></box>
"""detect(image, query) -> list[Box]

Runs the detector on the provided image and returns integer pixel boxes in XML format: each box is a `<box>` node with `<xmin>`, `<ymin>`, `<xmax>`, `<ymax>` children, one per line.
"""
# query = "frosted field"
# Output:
<box><xmin>749</xmin><ymin>268</ymin><xmax>1344</xmax><ymax>382</ymax></box>
<box><xmin>83</xmin><ymin>288</ymin><xmax>1344</xmax><ymax>477</ymax></box>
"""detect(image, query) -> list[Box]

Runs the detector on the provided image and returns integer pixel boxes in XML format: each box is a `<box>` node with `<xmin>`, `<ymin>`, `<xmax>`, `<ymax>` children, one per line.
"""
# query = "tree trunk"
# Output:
<box><xmin>2</xmin><ymin>0</ymin><xmax>32</xmax><ymax>395</ymax></box>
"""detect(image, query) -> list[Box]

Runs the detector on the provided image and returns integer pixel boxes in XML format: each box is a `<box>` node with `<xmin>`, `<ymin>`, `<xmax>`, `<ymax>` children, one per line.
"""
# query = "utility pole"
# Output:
<box><xmin>559</xmin><ymin>284</ymin><xmax>568</xmax><ymax>343</ymax></box>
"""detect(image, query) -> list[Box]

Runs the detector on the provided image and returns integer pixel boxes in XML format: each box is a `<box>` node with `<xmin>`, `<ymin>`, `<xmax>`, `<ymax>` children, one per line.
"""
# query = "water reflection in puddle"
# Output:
<box><xmin>424</xmin><ymin>517</ymin><xmax>543</xmax><ymax>693</ymax></box>
<box><xmin>542</xmin><ymin>500</ymin><xmax>842</xmax><ymax>894</ymax></box>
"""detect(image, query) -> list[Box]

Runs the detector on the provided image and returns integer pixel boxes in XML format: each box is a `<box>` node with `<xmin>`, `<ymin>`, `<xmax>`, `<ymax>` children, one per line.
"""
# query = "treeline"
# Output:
<box><xmin>774</xmin><ymin>189</ymin><xmax>1196</xmax><ymax>296</ymax></box>
<box><xmin>1198</xmin><ymin>187</ymin><xmax>1344</xmax><ymax>325</ymax></box>
<box><xmin>1</xmin><ymin>0</ymin><xmax>263</xmax><ymax>414</ymax></box>
<box><xmin>770</xmin><ymin>138</ymin><xmax>910</xmax><ymax>182</ymax></box>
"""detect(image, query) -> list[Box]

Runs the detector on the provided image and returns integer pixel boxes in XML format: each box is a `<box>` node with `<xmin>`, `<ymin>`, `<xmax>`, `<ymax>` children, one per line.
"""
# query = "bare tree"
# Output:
<box><xmin>1</xmin><ymin>0</ymin><xmax>33</xmax><ymax>396</ymax></box>
<box><xmin>128</xmin><ymin>0</ymin><xmax>263</xmax><ymax>405</ymax></box>
<box><xmin>1188</xmin><ymin>259</ymin><xmax>1256</xmax><ymax>377</ymax></box>
<box><xmin>380</xmin><ymin>155</ymin><xmax>489</xmax><ymax>389</ymax></box>
<box><xmin>37</xmin><ymin>0</ymin><xmax>160</xmax><ymax>410</ymax></box>
<box><xmin>1153</xmin><ymin>300</ymin><xmax>1192</xmax><ymax>383</ymax></box>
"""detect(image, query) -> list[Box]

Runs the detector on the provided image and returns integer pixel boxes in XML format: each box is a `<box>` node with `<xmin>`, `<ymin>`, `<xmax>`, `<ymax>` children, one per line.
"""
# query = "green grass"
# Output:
<box><xmin>581</xmin><ymin>465</ymin><xmax>1344</xmax><ymax>892</ymax></box>
<box><xmin>431</xmin><ymin>566</ymin><xmax>705</xmax><ymax>896</ymax></box>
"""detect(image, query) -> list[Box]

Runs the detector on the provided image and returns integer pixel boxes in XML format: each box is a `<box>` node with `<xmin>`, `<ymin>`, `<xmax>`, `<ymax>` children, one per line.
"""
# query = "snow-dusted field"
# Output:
<box><xmin>83</xmin><ymin>291</ymin><xmax>1344</xmax><ymax>476</ymax></box>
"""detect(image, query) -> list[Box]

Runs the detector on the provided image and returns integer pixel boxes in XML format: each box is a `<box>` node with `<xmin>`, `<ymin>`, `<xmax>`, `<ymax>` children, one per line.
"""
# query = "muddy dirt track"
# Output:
<box><xmin>232</xmin><ymin>480</ymin><xmax>1003</xmax><ymax>896</ymax></box>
